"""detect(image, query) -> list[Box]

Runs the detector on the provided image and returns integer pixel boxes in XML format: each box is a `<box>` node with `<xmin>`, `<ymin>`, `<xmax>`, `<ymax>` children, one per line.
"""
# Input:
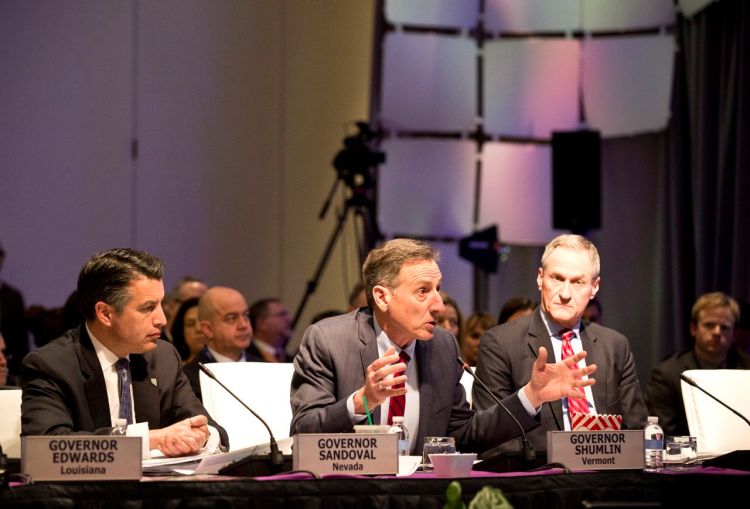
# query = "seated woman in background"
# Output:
<box><xmin>170</xmin><ymin>297</ymin><xmax>206</xmax><ymax>364</ymax></box>
<box><xmin>497</xmin><ymin>296</ymin><xmax>536</xmax><ymax>325</ymax></box>
<box><xmin>461</xmin><ymin>312</ymin><xmax>495</xmax><ymax>367</ymax></box>
<box><xmin>437</xmin><ymin>291</ymin><xmax>462</xmax><ymax>339</ymax></box>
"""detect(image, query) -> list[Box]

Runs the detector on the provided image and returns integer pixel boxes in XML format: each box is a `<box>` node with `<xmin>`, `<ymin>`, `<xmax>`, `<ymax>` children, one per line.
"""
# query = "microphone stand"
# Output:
<box><xmin>457</xmin><ymin>357</ymin><xmax>537</xmax><ymax>468</ymax></box>
<box><xmin>199</xmin><ymin>364</ymin><xmax>286</xmax><ymax>475</ymax></box>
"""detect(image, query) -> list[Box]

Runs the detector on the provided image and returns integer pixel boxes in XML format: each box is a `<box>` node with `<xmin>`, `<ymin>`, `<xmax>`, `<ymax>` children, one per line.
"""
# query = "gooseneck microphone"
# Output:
<box><xmin>457</xmin><ymin>357</ymin><xmax>536</xmax><ymax>462</ymax></box>
<box><xmin>680</xmin><ymin>373</ymin><xmax>750</xmax><ymax>427</ymax></box>
<box><xmin>198</xmin><ymin>363</ymin><xmax>285</xmax><ymax>467</ymax></box>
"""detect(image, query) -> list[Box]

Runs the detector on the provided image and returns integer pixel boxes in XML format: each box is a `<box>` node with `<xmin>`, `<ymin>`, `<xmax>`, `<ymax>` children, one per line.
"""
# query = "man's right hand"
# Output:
<box><xmin>352</xmin><ymin>346</ymin><xmax>408</xmax><ymax>415</ymax></box>
<box><xmin>149</xmin><ymin>415</ymin><xmax>210</xmax><ymax>457</ymax></box>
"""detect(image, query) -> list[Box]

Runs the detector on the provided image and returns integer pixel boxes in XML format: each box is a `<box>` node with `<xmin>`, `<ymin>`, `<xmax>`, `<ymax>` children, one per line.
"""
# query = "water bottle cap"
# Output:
<box><xmin>114</xmin><ymin>418</ymin><xmax>128</xmax><ymax>427</ymax></box>
<box><xmin>647</xmin><ymin>416</ymin><xmax>658</xmax><ymax>424</ymax></box>
<box><xmin>392</xmin><ymin>416</ymin><xmax>404</xmax><ymax>423</ymax></box>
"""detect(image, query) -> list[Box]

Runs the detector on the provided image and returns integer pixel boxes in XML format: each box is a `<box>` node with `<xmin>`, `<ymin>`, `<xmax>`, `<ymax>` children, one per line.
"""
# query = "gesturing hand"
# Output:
<box><xmin>353</xmin><ymin>346</ymin><xmax>408</xmax><ymax>415</ymax></box>
<box><xmin>523</xmin><ymin>346</ymin><xmax>597</xmax><ymax>408</ymax></box>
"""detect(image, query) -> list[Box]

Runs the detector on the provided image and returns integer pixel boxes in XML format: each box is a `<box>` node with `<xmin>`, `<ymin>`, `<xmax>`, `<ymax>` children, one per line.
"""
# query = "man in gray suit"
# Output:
<box><xmin>290</xmin><ymin>238</ymin><xmax>597</xmax><ymax>455</ymax></box>
<box><xmin>473</xmin><ymin>234</ymin><xmax>647</xmax><ymax>454</ymax></box>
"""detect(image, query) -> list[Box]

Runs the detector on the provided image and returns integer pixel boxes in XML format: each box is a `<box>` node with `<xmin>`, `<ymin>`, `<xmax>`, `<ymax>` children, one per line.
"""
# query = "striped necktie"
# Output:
<box><xmin>560</xmin><ymin>329</ymin><xmax>590</xmax><ymax>416</ymax></box>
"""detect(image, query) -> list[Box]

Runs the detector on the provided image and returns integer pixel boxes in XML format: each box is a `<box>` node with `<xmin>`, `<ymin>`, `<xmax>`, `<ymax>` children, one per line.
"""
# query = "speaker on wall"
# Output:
<box><xmin>552</xmin><ymin>130</ymin><xmax>601</xmax><ymax>233</ymax></box>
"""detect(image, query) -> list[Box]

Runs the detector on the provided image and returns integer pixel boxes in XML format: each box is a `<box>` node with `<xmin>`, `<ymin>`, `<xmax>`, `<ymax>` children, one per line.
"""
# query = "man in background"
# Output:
<box><xmin>0</xmin><ymin>241</ymin><xmax>29</xmax><ymax>379</ymax></box>
<box><xmin>249</xmin><ymin>297</ymin><xmax>292</xmax><ymax>362</ymax></box>
<box><xmin>184</xmin><ymin>286</ymin><xmax>253</xmax><ymax>399</ymax></box>
<box><xmin>21</xmin><ymin>248</ymin><xmax>227</xmax><ymax>456</ymax></box>
<box><xmin>646</xmin><ymin>291</ymin><xmax>750</xmax><ymax>437</ymax></box>
<box><xmin>162</xmin><ymin>276</ymin><xmax>207</xmax><ymax>340</ymax></box>
<box><xmin>474</xmin><ymin>234</ymin><xmax>647</xmax><ymax>454</ymax></box>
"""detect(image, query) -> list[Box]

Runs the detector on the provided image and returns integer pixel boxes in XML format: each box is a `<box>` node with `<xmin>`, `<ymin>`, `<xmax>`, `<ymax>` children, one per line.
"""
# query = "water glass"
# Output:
<box><xmin>665</xmin><ymin>436</ymin><xmax>697</xmax><ymax>463</ymax></box>
<box><xmin>421</xmin><ymin>436</ymin><xmax>456</xmax><ymax>469</ymax></box>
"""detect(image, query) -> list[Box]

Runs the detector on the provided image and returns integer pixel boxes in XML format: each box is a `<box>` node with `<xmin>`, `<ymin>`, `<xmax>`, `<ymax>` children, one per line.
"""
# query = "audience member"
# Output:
<box><xmin>183</xmin><ymin>287</ymin><xmax>253</xmax><ymax>400</ymax></box>
<box><xmin>290</xmin><ymin>238</ymin><xmax>597</xmax><ymax>455</ymax></box>
<box><xmin>60</xmin><ymin>289</ymin><xmax>84</xmax><ymax>333</ymax></box>
<box><xmin>461</xmin><ymin>312</ymin><xmax>495</xmax><ymax>367</ymax></box>
<box><xmin>0</xmin><ymin>240</ymin><xmax>29</xmax><ymax>378</ymax></box>
<box><xmin>733</xmin><ymin>298</ymin><xmax>750</xmax><ymax>355</ymax></box>
<box><xmin>646</xmin><ymin>291</ymin><xmax>750</xmax><ymax>437</ymax></box>
<box><xmin>163</xmin><ymin>276</ymin><xmax>208</xmax><ymax>339</ymax></box>
<box><xmin>497</xmin><ymin>297</ymin><xmax>536</xmax><ymax>325</ymax></box>
<box><xmin>436</xmin><ymin>291</ymin><xmax>462</xmax><ymax>339</ymax></box>
<box><xmin>171</xmin><ymin>297</ymin><xmax>206</xmax><ymax>364</ymax></box>
<box><xmin>249</xmin><ymin>297</ymin><xmax>292</xmax><ymax>363</ymax></box>
<box><xmin>347</xmin><ymin>281</ymin><xmax>368</xmax><ymax>311</ymax></box>
<box><xmin>583</xmin><ymin>297</ymin><xmax>603</xmax><ymax>325</ymax></box>
<box><xmin>20</xmin><ymin>248</ymin><xmax>227</xmax><ymax>455</ymax></box>
<box><xmin>474</xmin><ymin>234</ymin><xmax>647</xmax><ymax>453</ymax></box>
<box><xmin>1</xmin><ymin>333</ymin><xmax>16</xmax><ymax>387</ymax></box>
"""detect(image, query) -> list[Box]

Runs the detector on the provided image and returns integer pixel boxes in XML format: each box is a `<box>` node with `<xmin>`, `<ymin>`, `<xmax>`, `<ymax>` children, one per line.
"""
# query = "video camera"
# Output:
<box><xmin>332</xmin><ymin>122</ymin><xmax>386</xmax><ymax>191</ymax></box>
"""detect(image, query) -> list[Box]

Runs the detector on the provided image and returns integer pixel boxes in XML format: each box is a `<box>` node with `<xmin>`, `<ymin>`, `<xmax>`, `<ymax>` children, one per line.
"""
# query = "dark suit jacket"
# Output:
<box><xmin>290</xmin><ymin>308</ymin><xmax>541</xmax><ymax>455</ymax></box>
<box><xmin>183</xmin><ymin>348</ymin><xmax>217</xmax><ymax>401</ymax></box>
<box><xmin>1</xmin><ymin>282</ymin><xmax>28</xmax><ymax>376</ymax></box>
<box><xmin>473</xmin><ymin>308</ymin><xmax>647</xmax><ymax>452</ymax></box>
<box><xmin>645</xmin><ymin>347</ymin><xmax>750</xmax><ymax>437</ymax></box>
<box><xmin>20</xmin><ymin>326</ymin><xmax>228</xmax><ymax>447</ymax></box>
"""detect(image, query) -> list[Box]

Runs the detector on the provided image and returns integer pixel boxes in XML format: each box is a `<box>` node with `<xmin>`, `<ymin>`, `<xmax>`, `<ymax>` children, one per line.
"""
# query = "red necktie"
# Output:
<box><xmin>560</xmin><ymin>329</ymin><xmax>590</xmax><ymax>415</ymax></box>
<box><xmin>387</xmin><ymin>351</ymin><xmax>411</xmax><ymax>425</ymax></box>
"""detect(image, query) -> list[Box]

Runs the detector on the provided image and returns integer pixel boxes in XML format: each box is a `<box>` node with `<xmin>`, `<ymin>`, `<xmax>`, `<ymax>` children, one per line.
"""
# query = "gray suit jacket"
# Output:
<box><xmin>290</xmin><ymin>308</ymin><xmax>540</xmax><ymax>455</ymax></box>
<box><xmin>473</xmin><ymin>308</ymin><xmax>647</xmax><ymax>452</ymax></box>
<box><xmin>20</xmin><ymin>325</ymin><xmax>228</xmax><ymax>447</ymax></box>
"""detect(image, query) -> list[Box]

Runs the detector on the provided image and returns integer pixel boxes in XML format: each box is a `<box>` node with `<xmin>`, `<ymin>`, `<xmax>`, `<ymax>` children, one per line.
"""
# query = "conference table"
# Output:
<box><xmin>2</xmin><ymin>465</ymin><xmax>747</xmax><ymax>508</ymax></box>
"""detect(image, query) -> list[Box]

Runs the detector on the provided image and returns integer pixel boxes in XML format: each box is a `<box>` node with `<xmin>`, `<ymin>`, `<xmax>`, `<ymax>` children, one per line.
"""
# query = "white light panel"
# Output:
<box><xmin>381</xmin><ymin>32</ymin><xmax>476</xmax><ymax>132</ymax></box>
<box><xmin>678</xmin><ymin>0</ymin><xmax>718</xmax><ymax>18</ymax></box>
<box><xmin>479</xmin><ymin>142</ymin><xmax>564</xmax><ymax>245</ymax></box>
<box><xmin>484</xmin><ymin>0</ymin><xmax>581</xmax><ymax>34</ymax></box>
<box><xmin>484</xmin><ymin>38</ymin><xmax>580</xmax><ymax>138</ymax></box>
<box><xmin>378</xmin><ymin>138</ymin><xmax>476</xmax><ymax>237</ymax></box>
<box><xmin>582</xmin><ymin>34</ymin><xmax>674</xmax><ymax>137</ymax></box>
<box><xmin>384</xmin><ymin>0</ymin><xmax>479</xmax><ymax>29</ymax></box>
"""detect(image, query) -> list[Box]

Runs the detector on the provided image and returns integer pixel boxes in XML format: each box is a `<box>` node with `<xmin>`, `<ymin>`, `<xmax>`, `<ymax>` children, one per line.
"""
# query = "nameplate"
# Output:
<box><xmin>293</xmin><ymin>433</ymin><xmax>398</xmax><ymax>475</ymax></box>
<box><xmin>22</xmin><ymin>436</ymin><xmax>142</xmax><ymax>481</ymax></box>
<box><xmin>547</xmin><ymin>430</ymin><xmax>644</xmax><ymax>471</ymax></box>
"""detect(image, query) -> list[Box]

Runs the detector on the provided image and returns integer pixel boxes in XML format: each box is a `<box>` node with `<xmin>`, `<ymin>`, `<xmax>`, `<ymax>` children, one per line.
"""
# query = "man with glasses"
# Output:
<box><xmin>183</xmin><ymin>286</ymin><xmax>253</xmax><ymax>400</ymax></box>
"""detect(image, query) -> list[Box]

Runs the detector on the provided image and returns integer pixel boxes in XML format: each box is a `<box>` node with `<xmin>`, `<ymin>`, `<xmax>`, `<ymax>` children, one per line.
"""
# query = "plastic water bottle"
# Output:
<box><xmin>390</xmin><ymin>416</ymin><xmax>410</xmax><ymax>456</ymax></box>
<box><xmin>110</xmin><ymin>418</ymin><xmax>128</xmax><ymax>436</ymax></box>
<box><xmin>643</xmin><ymin>416</ymin><xmax>664</xmax><ymax>470</ymax></box>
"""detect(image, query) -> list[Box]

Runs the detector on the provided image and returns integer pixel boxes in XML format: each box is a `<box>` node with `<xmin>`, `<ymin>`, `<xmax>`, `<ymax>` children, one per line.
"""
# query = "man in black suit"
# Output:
<box><xmin>473</xmin><ymin>234</ymin><xmax>647</xmax><ymax>454</ymax></box>
<box><xmin>21</xmin><ymin>248</ymin><xmax>227</xmax><ymax>457</ymax></box>
<box><xmin>183</xmin><ymin>286</ymin><xmax>253</xmax><ymax>400</ymax></box>
<box><xmin>646</xmin><ymin>292</ymin><xmax>750</xmax><ymax>437</ymax></box>
<box><xmin>291</xmin><ymin>238</ymin><xmax>597</xmax><ymax>454</ymax></box>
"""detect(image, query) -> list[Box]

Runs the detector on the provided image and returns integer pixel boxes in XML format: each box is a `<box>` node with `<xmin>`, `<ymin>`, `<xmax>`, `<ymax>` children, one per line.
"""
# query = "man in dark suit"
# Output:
<box><xmin>248</xmin><ymin>297</ymin><xmax>292</xmax><ymax>363</ymax></box>
<box><xmin>290</xmin><ymin>238</ymin><xmax>597</xmax><ymax>455</ymax></box>
<box><xmin>473</xmin><ymin>234</ymin><xmax>647</xmax><ymax>454</ymax></box>
<box><xmin>183</xmin><ymin>286</ymin><xmax>253</xmax><ymax>400</ymax></box>
<box><xmin>646</xmin><ymin>292</ymin><xmax>750</xmax><ymax>437</ymax></box>
<box><xmin>21</xmin><ymin>248</ymin><xmax>228</xmax><ymax>457</ymax></box>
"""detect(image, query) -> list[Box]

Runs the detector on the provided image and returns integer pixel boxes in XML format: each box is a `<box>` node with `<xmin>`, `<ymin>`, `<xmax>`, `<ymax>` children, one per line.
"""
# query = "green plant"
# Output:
<box><xmin>443</xmin><ymin>481</ymin><xmax>513</xmax><ymax>509</ymax></box>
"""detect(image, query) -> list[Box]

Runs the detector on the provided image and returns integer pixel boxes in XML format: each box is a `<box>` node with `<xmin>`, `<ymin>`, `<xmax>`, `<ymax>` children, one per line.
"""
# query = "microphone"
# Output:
<box><xmin>679</xmin><ymin>373</ymin><xmax>750</xmax><ymax>427</ymax></box>
<box><xmin>457</xmin><ymin>356</ymin><xmax>536</xmax><ymax>463</ymax></box>
<box><xmin>198</xmin><ymin>363</ymin><xmax>285</xmax><ymax>470</ymax></box>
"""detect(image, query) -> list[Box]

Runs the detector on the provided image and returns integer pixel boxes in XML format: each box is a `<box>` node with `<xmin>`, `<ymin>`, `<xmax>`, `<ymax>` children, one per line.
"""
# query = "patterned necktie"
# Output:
<box><xmin>387</xmin><ymin>351</ymin><xmax>411</xmax><ymax>425</ymax></box>
<box><xmin>115</xmin><ymin>358</ymin><xmax>134</xmax><ymax>425</ymax></box>
<box><xmin>560</xmin><ymin>329</ymin><xmax>590</xmax><ymax>416</ymax></box>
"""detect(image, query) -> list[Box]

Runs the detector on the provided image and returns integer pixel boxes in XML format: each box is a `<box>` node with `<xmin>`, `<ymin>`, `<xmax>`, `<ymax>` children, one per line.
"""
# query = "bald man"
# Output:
<box><xmin>183</xmin><ymin>287</ymin><xmax>253</xmax><ymax>400</ymax></box>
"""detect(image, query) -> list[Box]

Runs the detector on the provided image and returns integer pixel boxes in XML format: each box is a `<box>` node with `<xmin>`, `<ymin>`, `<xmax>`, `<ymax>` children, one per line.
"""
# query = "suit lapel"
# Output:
<box><xmin>130</xmin><ymin>353</ymin><xmax>161</xmax><ymax>429</ymax></box>
<box><xmin>358</xmin><ymin>310</ymin><xmax>382</xmax><ymax>423</ymax></box>
<box><xmin>579</xmin><ymin>323</ymin><xmax>604</xmax><ymax>413</ymax></box>
<box><xmin>78</xmin><ymin>327</ymin><xmax>114</xmax><ymax>430</ymax></box>
<box><xmin>528</xmin><ymin>310</ymin><xmax>564</xmax><ymax>430</ymax></box>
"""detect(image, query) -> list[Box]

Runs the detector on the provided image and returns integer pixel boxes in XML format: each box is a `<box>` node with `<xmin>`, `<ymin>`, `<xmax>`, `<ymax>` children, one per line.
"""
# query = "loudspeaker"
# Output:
<box><xmin>552</xmin><ymin>130</ymin><xmax>601</xmax><ymax>232</ymax></box>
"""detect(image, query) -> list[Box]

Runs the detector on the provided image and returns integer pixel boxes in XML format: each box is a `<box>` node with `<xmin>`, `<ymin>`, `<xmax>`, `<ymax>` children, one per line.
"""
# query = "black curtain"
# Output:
<box><xmin>660</xmin><ymin>0</ymin><xmax>750</xmax><ymax>356</ymax></box>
